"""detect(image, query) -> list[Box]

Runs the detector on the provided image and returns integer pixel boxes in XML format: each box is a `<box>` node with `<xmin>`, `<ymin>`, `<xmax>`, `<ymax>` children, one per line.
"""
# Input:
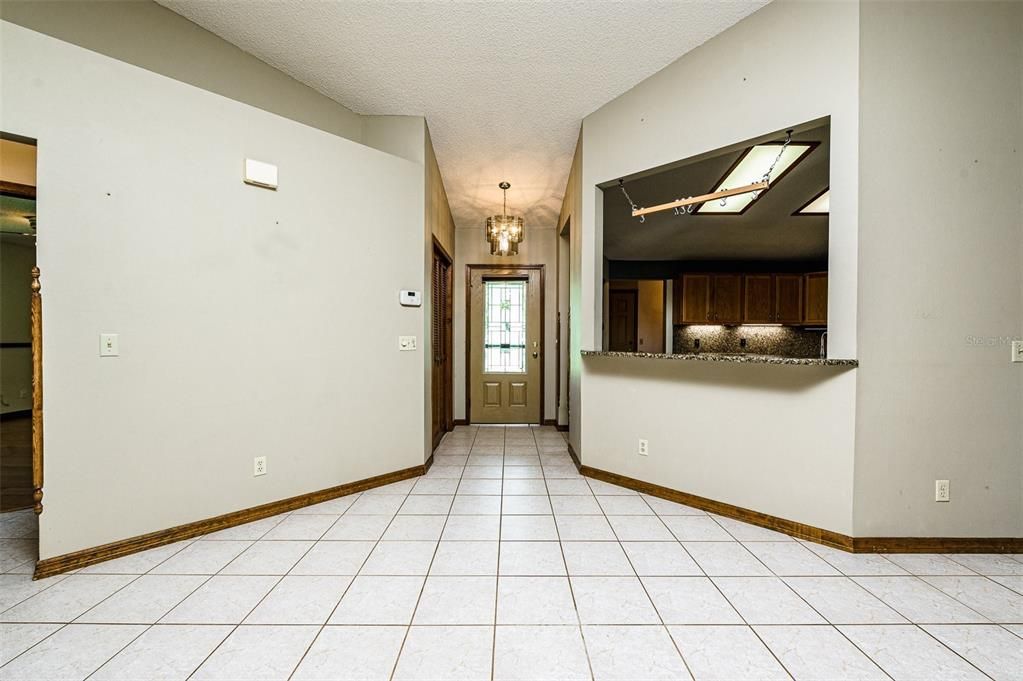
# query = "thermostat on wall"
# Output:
<box><xmin>400</xmin><ymin>290</ymin><xmax>422</xmax><ymax>307</ymax></box>
<box><xmin>244</xmin><ymin>158</ymin><xmax>278</xmax><ymax>190</ymax></box>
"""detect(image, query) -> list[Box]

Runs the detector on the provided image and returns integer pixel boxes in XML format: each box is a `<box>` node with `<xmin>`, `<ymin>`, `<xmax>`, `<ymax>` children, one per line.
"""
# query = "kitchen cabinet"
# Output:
<box><xmin>679</xmin><ymin>274</ymin><xmax>710</xmax><ymax>324</ymax></box>
<box><xmin>775</xmin><ymin>275</ymin><xmax>804</xmax><ymax>324</ymax></box>
<box><xmin>742</xmin><ymin>275</ymin><xmax>773</xmax><ymax>324</ymax></box>
<box><xmin>804</xmin><ymin>272</ymin><xmax>828</xmax><ymax>325</ymax></box>
<box><xmin>680</xmin><ymin>273</ymin><xmax>741</xmax><ymax>324</ymax></box>
<box><xmin>742</xmin><ymin>274</ymin><xmax>803</xmax><ymax>324</ymax></box>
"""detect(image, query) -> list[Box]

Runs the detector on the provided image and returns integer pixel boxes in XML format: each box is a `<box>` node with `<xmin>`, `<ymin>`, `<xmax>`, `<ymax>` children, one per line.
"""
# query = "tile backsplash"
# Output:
<box><xmin>674</xmin><ymin>325</ymin><xmax>826</xmax><ymax>358</ymax></box>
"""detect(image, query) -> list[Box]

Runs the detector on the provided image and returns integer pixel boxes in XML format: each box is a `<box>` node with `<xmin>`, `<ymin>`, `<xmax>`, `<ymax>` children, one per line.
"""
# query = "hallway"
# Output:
<box><xmin>0</xmin><ymin>425</ymin><xmax>1020</xmax><ymax>680</ymax></box>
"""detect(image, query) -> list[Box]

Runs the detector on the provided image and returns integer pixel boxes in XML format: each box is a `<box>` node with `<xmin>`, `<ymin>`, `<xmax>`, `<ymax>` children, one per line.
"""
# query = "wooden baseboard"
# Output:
<box><xmin>33</xmin><ymin>462</ymin><xmax>427</xmax><ymax>580</ymax></box>
<box><xmin>851</xmin><ymin>536</ymin><xmax>1023</xmax><ymax>553</ymax></box>
<box><xmin>555</xmin><ymin>424</ymin><xmax>569</xmax><ymax>432</ymax></box>
<box><xmin>453</xmin><ymin>419</ymin><xmax>469</xmax><ymax>427</ymax></box>
<box><xmin>423</xmin><ymin>453</ymin><xmax>435</xmax><ymax>473</ymax></box>
<box><xmin>578</xmin><ymin>464</ymin><xmax>1021</xmax><ymax>554</ymax></box>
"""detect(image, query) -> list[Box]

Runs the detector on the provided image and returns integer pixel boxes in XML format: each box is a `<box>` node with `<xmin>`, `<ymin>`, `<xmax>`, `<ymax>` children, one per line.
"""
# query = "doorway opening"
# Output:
<box><xmin>431</xmin><ymin>240</ymin><xmax>454</xmax><ymax>449</ymax></box>
<box><xmin>466</xmin><ymin>265</ymin><xmax>544</xmax><ymax>424</ymax></box>
<box><xmin>1</xmin><ymin>132</ymin><xmax>39</xmax><ymax>520</ymax></box>
<box><xmin>556</xmin><ymin>219</ymin><xmax>570</xmax><ymax>428</ymax></box>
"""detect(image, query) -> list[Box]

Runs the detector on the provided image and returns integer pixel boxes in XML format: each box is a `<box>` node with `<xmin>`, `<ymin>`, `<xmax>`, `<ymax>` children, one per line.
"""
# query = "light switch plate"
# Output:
<box><xmin>99</xmin><ymin>333</ymin><xmax>119</xmax><ymax>357</ymax></box>
<box><xmin>399</xmin><ymin>335</ymin><xmax>417</xmax><ymax>351</ymax></box>
<box><xmin>1012</xmin><ymin>340</ymin><xmax>1023</xmax><ymax>363</ymax></box>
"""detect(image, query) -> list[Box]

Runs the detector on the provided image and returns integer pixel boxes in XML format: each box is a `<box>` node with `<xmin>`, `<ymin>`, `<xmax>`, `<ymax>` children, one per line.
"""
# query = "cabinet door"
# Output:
<box><xmin>743</xmin><ymin>275</ymin><xmax>773</xmax><ymax>324</ymax></box>
<box><xmin>681</xmin><ymin>274</ymin><xmax>711</xmax><ymax>323</ymax></box>
<box><xmin>712</xmin><ymin>274</ymin><xmax>742</xmax><ymax>324</ymax></box>
<box><xmin>804</xmin><ymin>272</ymin><xmax>828</xmax><ymax>325</ymax></box>
<box><xmin>774</xmin><ymin>275</ymin><xmax>804</xmax><ymax>324</ymax></box>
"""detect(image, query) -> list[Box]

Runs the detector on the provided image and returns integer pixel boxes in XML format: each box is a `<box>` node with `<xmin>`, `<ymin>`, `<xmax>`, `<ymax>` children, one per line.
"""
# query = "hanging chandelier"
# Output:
<box><xmin>485</xmin><ymin>181</ymin><xmax>524</xmax><ymax>256</ymax></box>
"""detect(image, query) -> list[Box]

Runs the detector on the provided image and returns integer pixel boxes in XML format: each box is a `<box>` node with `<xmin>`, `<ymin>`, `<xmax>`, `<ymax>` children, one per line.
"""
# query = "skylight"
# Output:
<box><xmin>696</xmin><ymin>143</ymin><xmax>813</xmax><ymax>214</ymax></box>
<box><xmin>796</xmin><ymin>188</ymin><xmax>830</xmax><ymax>215</ymax></box>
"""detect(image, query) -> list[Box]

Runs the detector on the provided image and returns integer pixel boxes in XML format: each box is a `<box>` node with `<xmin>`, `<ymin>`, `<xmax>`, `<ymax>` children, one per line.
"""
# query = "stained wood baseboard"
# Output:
<box><xmin>576</xmin><ymin>463</ymin><xmax>1022</xmax><ymax>554</ymax></box>
<box><xmin>33</xmin><ymin>462</ymin><xmax>427</xmax><ymax>580</ymax></box>
<box><xmin>452</xmin><ymin>419</ymin><xmax>469</xmax><ymax>427</ymax></box>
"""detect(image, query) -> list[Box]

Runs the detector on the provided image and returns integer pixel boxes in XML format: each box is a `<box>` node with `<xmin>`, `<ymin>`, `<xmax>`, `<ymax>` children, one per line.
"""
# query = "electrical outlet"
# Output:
<box><xmin>638</xmin><ymin>439</ymin><xmax>649</xmax><ymax>457</ymax></box>
<box><xmin>1012</xmin><ymin>340</ymin><xmax>1023</xmax><ymax>363</ymax></box>
<box><xmin>254</xmin><ymin>456</ymin><xmax>267</xmax><ymax>477</ymax></box>
<box><xmin>935</xmin><ymin>479</ymin><xmax>950</xmax><ymax>502</ymax></box>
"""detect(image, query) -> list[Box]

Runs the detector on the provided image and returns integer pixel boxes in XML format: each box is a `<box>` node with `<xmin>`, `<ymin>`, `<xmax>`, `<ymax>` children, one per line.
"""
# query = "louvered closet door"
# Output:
<box><xmin>431</xmin><ymin>251</ymin><xmax>451</xmax><ymax>447</ymax></box>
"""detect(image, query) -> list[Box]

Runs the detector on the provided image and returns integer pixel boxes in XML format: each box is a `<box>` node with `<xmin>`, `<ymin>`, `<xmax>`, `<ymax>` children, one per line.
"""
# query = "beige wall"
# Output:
<box><xmin>854</xmin><ymin>1</ymin><xmax>1023</xmax><ymax>537</ymax></box>
<box><xmin>568</xmin><ymin>0</ymin><xmax>861</xmax><ymax>534</ymax></box>
<box><xmin>0</xmin><ymin>0</ymin><xmax>363</xmax><ymax>142</ymax></box>
<box><xmin>559</xmin><ymin>134</ymin><xmax>583</xmax><ymax>447</ymax></box>
<box><xmin>454</xmin><ymin>228</ymin><xmax>558</xmax><ymax>423</ymax></box>
<box><xmin>2</xmin><ymin>23</ymin><xmax>427</xmax><ymax>558</ymax></box>
<box><xmin>584</xmin><ymin>357</ymin><xmax>857</xmax><ymax>534</ymax></box>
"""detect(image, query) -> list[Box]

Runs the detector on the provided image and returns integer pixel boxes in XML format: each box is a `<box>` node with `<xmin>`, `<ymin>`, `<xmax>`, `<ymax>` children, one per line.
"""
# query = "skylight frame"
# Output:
<box><xmin>793</xmin><ymin>186</ymin><xmax>830</xmax><ymax>216</ymax></box>
<box><xmin>693</xmin><ymin>141</ymin><xmax>818</xmax><ymax>216</ymax></box>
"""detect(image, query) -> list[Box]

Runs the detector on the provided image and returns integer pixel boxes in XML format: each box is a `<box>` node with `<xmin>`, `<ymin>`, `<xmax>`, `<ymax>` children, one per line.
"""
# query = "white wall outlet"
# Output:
<box><xmin>638</xmin><ymin>439</ymin><xmax>649</xmax><ymax>456</ymax></box>
<box><xmin>935</xmin><ymin>479</ymin><xmax>950</xmax><ymax>502</ymax></box>
<box><xmin>254</xmin><ymin>456</ymin><xmax>267</xmax><ymax>477</ymax></box>
<box><xmin>99</xmin><ymin>333</ymin><xmax>119</xmax><ymax>357</ymax></box>
<box><xmin>1012</xmin><ymin>340</ymin><xmax>1023</xmax><ymax>363</ymax></box>
<box><xmin>399</xmin><ymin>335</ymin><xmax>417</xmax><ymax>351</ymax></box>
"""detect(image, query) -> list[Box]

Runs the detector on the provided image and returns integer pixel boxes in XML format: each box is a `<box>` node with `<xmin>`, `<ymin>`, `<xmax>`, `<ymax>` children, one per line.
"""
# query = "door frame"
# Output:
<box><xmin>607</xmin><ymin>288</ymin><xmax>639</xmax><ymax>352</ymax></box>
<box><xmin>464</xmin><ymin>264</ymin><xmax>545</xmax><ymax>425</ymax></box>
<box><xmin>432</xmin><ymin>238</ymin><xmax>454</xmax><ymax>450</ymax></box>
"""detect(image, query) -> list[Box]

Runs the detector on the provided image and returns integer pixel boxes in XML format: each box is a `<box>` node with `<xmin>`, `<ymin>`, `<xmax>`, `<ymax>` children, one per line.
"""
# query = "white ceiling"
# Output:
<box><xmin>157</xmin><ymin>1</ymin><xmax>767</xmax><ymax>230</ymax></box>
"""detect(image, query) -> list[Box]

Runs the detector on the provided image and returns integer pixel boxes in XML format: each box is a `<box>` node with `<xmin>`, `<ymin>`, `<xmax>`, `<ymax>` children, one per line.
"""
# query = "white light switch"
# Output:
<box><xmin>399</xmin><ymin>335</ymin><xmax>417</xmax><ymax>351</ymax></box>
<box><xmin>99</xmin><ymin>333</ymin><xmax>119</xmax><ymax>357</ymax></box>
<box><xmin>1013</xmin><ymin>340</ymin><xmax>1023</xmax><ymax>363</ymax></box>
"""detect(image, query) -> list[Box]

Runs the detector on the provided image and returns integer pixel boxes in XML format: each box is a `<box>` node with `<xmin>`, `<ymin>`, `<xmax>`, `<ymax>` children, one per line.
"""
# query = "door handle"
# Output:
<box><xmin>532</xmin><ymin>352</ymin><xmax>538</xmax><ymax>358</ymax></box>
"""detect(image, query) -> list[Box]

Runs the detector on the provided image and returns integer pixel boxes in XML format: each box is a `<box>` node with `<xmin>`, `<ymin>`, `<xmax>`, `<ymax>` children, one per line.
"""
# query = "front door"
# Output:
<box><xmin>469</xmin><ymin>267</ymin><xmax>542</xmax><ymax>424</ymax></box>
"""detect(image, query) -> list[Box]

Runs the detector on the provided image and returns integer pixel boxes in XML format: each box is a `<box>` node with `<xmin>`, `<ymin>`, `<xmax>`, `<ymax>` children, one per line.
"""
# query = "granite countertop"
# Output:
<box><xmin>581</xmin><ymin>350</ymin><xmax>858</xmax><ymax>367</ymax></box>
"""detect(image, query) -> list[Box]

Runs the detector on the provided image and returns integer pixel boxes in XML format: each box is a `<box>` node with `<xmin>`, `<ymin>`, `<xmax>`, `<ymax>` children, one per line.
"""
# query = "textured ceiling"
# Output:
<box><xmin>157</xmin><ymin>1</ymin><xmax>767</xmax><ymax>230</ymax></box>
<box><xmin>603</xmin><ymin>124</ymin><xmax>830</xmax><ymax>262</ymax></box>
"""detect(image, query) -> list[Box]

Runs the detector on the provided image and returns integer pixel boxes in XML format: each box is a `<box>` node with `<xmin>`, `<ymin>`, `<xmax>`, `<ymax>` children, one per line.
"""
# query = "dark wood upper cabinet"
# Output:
<box><xmin>774</xmin><ymin>275</ymin><xmax>804</xmax><ymax>324</ymax></box>
<box><xmin>680</xmin><ymin>274</ymin><xmax>711</xmax><ymax>323</ymax></box>
<box><xmin>743</xmin><ymin>275</ymin><xmax>773</xmax><ymax>324</ymax></box>
<box><xmin>711</xmin><ymin>274</ymin><xmax>742</xmax><ymax>324</ymax></box>
<box><xmin>804</xmin><ymin>272</ymin><xmax>828</xmax><ymax>325</ymax></box>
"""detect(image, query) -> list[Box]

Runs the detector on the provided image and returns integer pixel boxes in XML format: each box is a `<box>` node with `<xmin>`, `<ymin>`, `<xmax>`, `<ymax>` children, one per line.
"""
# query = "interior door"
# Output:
<box><xmin>469</xmin><ymin>268</ymin><xmax>542</xmax><ymax>424</ymax></box>
<box><xmin>608</xmin><ymin>290</ymin><xmax>638</xmax><ymax>351</ymax></box>
<box><xmin>431</xmin><ymin>247</ymin><xmax>452</xmax><ymax>448</ymax></box>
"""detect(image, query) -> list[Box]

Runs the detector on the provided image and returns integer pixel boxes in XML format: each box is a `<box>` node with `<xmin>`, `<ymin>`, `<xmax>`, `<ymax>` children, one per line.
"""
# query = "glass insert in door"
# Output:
<box><xmin>483</xmin><ymin>279</ymin><xmax>527</xmax><ymax>373</ymax></box>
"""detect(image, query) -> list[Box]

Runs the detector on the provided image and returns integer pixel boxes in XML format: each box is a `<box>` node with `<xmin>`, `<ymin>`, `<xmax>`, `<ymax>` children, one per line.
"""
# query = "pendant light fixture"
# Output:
<box><xmin>485</xmin><ymin>181</ymin><xmax>524</xmax><ymax>256</ymax></box>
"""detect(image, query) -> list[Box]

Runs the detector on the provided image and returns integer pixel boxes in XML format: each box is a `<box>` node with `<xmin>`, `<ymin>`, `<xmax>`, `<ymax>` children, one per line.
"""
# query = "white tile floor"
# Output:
<box><xmin>1</xmin><ymin>425</ymin><xmax>1022</xmax><ymax>680</ymax></box>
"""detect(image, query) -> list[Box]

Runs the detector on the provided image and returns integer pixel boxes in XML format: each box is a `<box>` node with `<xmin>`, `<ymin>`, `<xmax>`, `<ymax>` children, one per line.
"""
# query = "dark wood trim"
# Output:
<box><xmin>33</xmin><ymin>462</ymin><xmax>428</xmax><ymax>579</ymax></box>
<box><xmin>453</xmin><ymin>419</ymin><xmax>469</xmax><ymax>427</ymax></box>
<box><xmin>0</xmin><ymin>131</ymin><xmax>37</xmax><ymax>146</ymax></box>
<box><xmin>691</xmin><ymin>141</ymin><xmax>819</xmax><ymax>217</ymax></box>
<box><xmin>30</xmin><ymin>267</ymin><xmax>43</xmax><ymax>515</ymax></box>
<box><xmin>0</xmin><ymin>342</ymin><xmax>32</xmax><ymax>349</ymax></box>
<box><xmin>792</xmin><ymin>185</ymin><xmax>829</xmax><ymax>216</ymax></box>
<box><xmin>576</xmin><ymin>465</ymin><xmax>1021</xmax><ymax>554</ymax></box>
<box><xmin>432</xmin><ymin>235</ymin><xmax>453</xmax><ymax>266</ymax></box>
<box><xmin>0</xmin><ymin>409</ymin><xmax>31</xmax><ymax>421</ymax></box>
<box><xmin>464</xmin><ymin>264</ymin><xmax>545</xmax><ymax>425</ymax></box>
<box><xmin>423</xmin><ymin>453</ymin><xmax>435</xmax><ymax>473</ymax></box>
<box><xmin>555</xmin><ymin>424</ymin><xmax>569</xmax><ymax>432</ymax></box>
<box><xmin>0</xmin><ymin>180</ymin><xmax>36</xmax><ymax>200</ymax></box>
<box><xmin>851</xmin><ymin>537</ymin><xmax>1023</xmax><ymax>553</ymax></box>
<box><xmin>431</xmin><ymin>240</ymin><xmax>454</xmax><ymax>449</ymax></box>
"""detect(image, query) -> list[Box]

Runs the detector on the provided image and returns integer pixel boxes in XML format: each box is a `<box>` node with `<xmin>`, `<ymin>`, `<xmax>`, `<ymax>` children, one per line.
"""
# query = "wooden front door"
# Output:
<box><xmin>608</xmin><ymin>290</ymin><xmax>638</xmax><ymax>352</ymax></box>
<box><xmin>431</xmin><ymin>246</ymin><xmax>453</xmax><ymax>448</ymax></box>
<box><xmin>469</xmin><ymin>267</ymin><xmax>542</xmax><ymax>424</ymax></box>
